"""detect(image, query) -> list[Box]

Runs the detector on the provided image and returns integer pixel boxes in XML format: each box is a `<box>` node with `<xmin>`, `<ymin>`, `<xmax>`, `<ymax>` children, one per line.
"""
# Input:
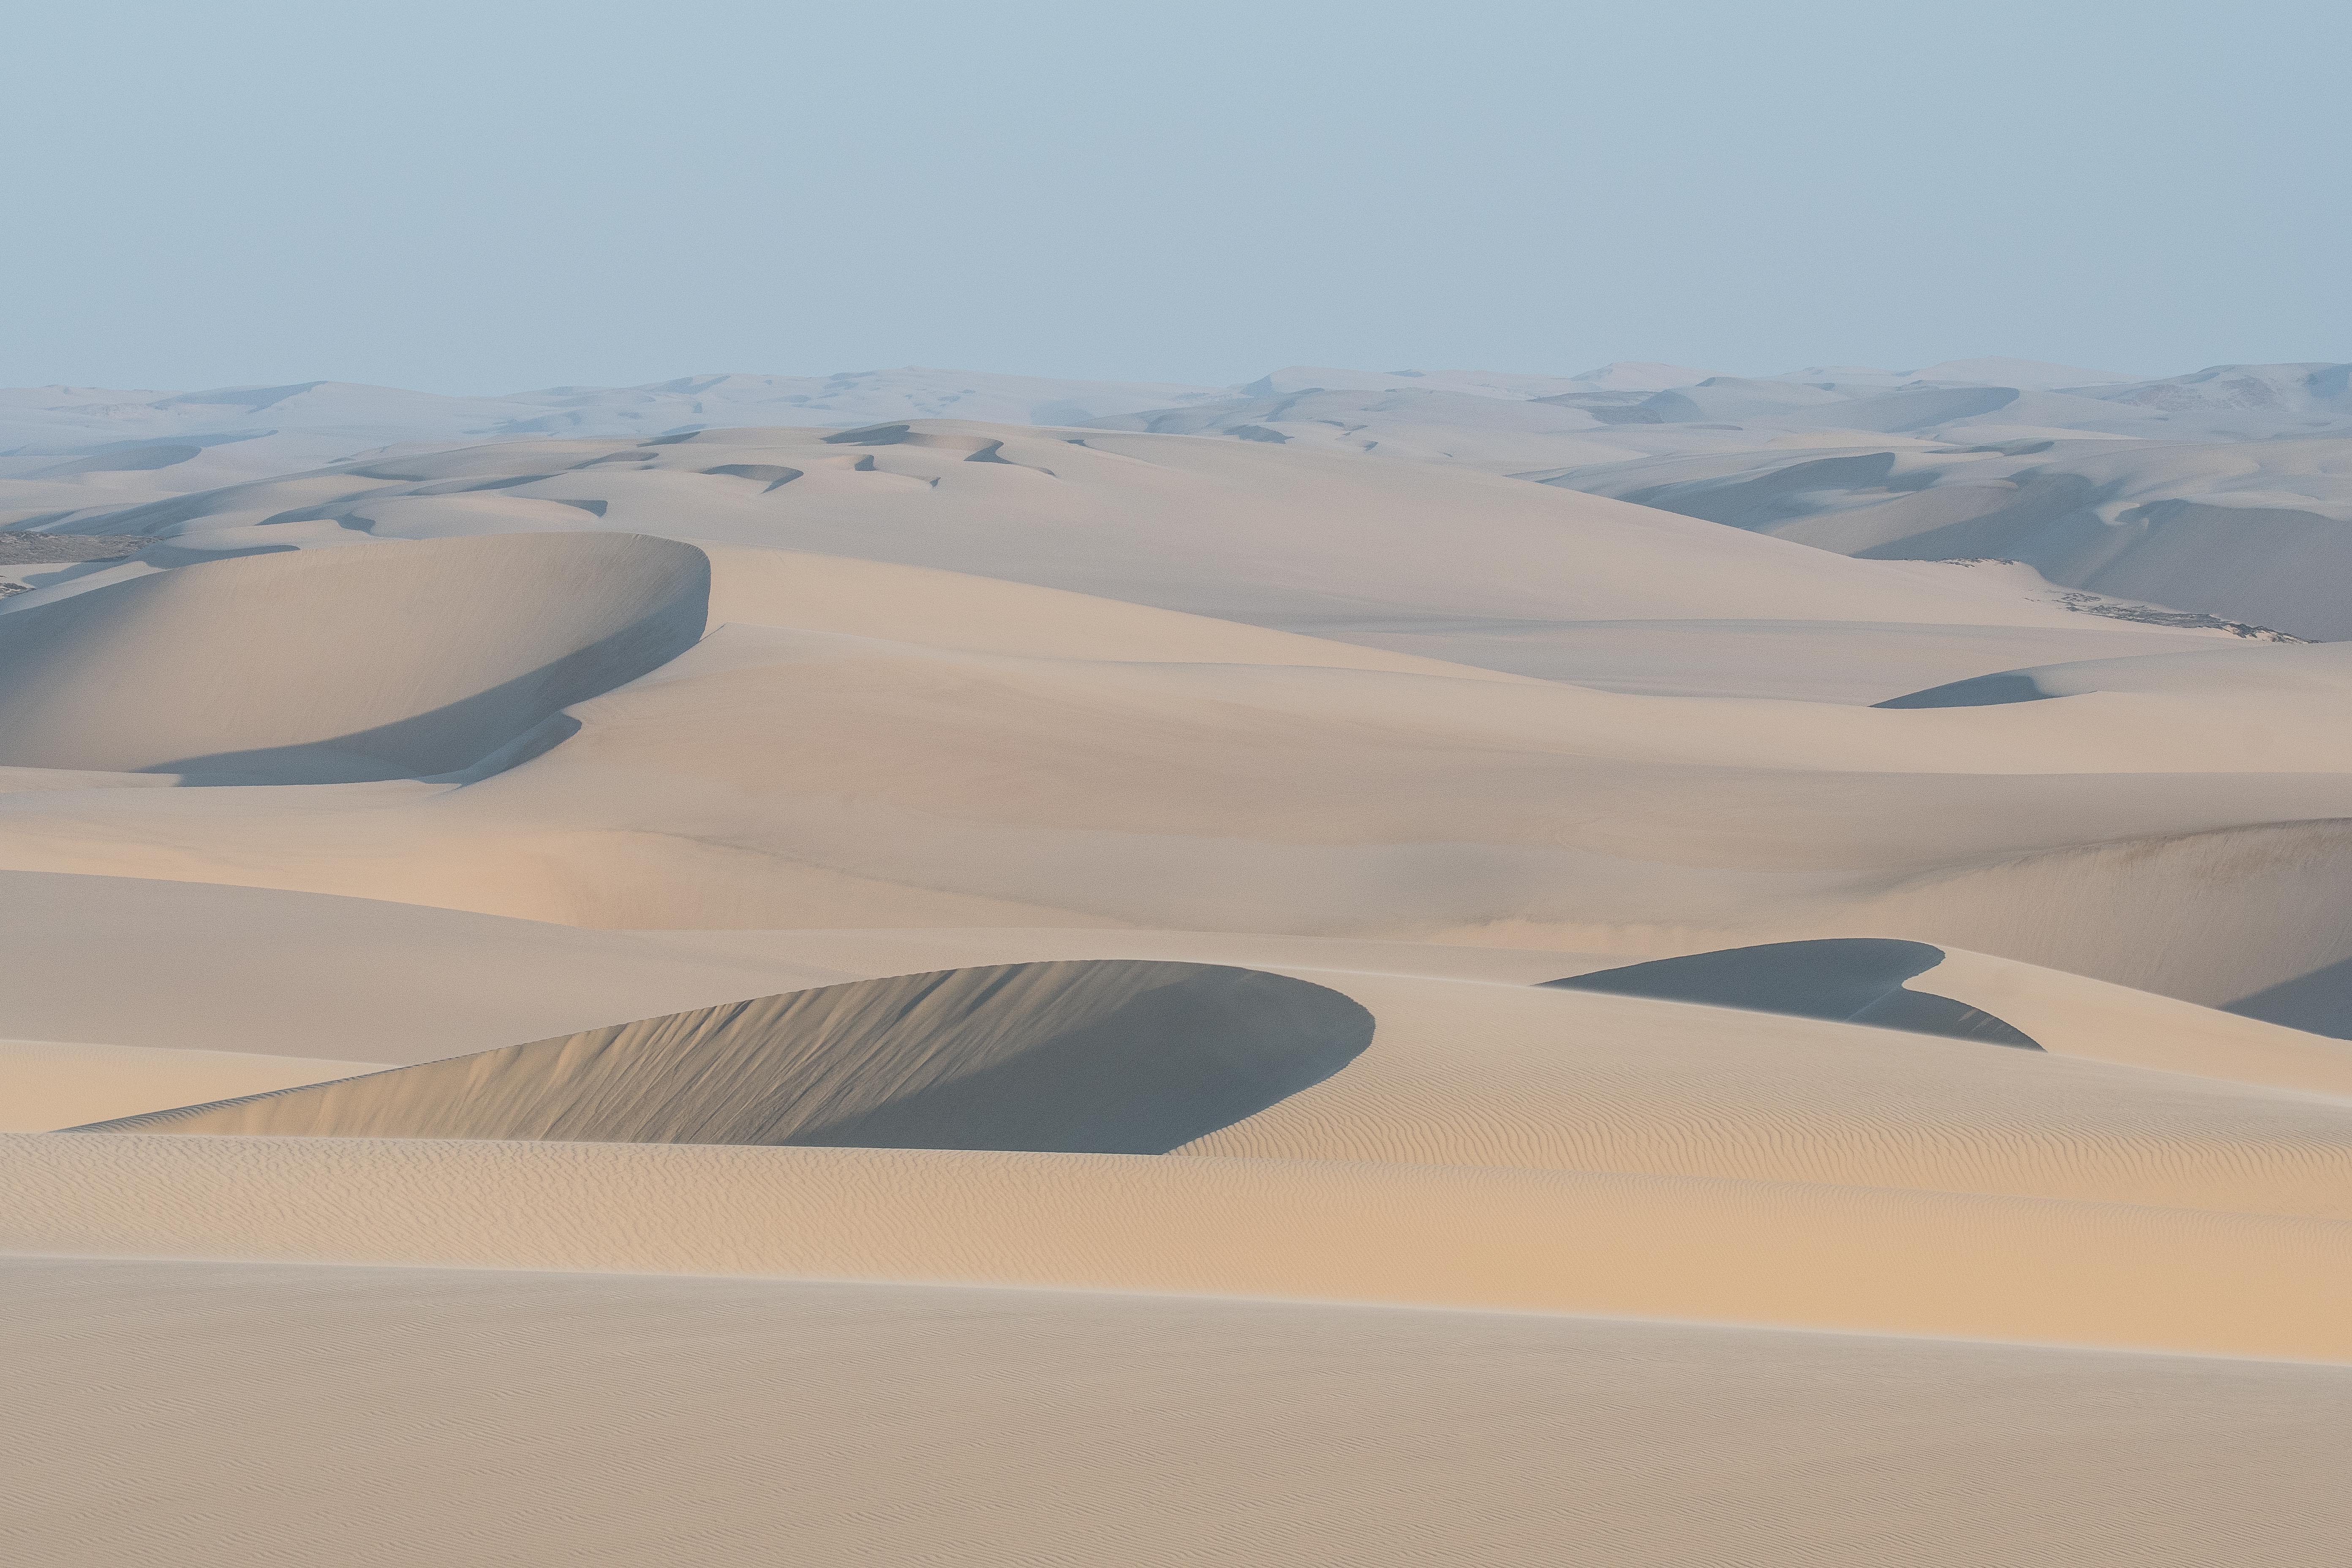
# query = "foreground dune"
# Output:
<box><xmin>7</xmin><ymin>1131</ymin><xmax>2350</xmax><ymax>1361</ymax></box>
<box><xmin>7</xmin><ymin>1257</ymin><xmax>2350</xmax><ymax>1568</ymax></box>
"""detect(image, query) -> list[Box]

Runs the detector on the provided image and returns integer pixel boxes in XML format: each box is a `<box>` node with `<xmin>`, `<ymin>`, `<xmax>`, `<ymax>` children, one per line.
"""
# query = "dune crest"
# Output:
<box><xmin>79</xmin><ymin>961</ymin><xmax>1375</xmax><ymax>1156</ymax></box>
<box><xmin>0</xmin><ymin>531</ymin><xmax>708</xmax><ymax>782</ymax></box>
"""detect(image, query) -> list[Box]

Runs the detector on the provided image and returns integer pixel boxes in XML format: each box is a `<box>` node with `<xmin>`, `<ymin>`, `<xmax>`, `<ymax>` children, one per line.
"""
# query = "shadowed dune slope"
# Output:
<box><xmin>1878</xmin><ymin>637</ymin><xmax>2352</xmax><ymax>709</ymax></box>
<box><xmin>80</xmin><ymin>961</ymin><xmax>1374</xmax><ymax>1156</ymax></box>
<box><xmin>1542</xmin><ymin>938</ymin><xmax>2041</xmax><ymax>1048</ymax></box>
<box><xmin>0</xmin><ymin>531</ymin><xmax>709</xmax><ymax>782</ymax></box>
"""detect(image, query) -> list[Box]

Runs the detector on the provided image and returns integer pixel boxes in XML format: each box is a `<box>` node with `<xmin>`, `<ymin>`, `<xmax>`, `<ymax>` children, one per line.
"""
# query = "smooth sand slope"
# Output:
<box><xmin>9</xmin><ymin>1131</ymin><xmax>2352</xmax><ymax>1362</ymax></box>
<box><xmin>0</xmin><ymin>1038</ymin><xmax>389</xmax><ymax>1133</ymax></box>
<box><xmin>0</xmin><ymin>870</ymin><xmax>861</xmax><ymax>1059</ymax></box>
<box><xmin>10</xmin><ymin>1258</ymin><xmax>2351</xmax><ymax>1568</ymax></box>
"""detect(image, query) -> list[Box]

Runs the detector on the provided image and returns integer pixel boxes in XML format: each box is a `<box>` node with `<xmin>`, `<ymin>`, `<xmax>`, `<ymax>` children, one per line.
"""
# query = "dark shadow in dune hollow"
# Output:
<box><xmin>1541</xmin><ymin>938</ymin><xmax>2041</xmax><ymax>1049</ymax></box>
<box><xmin>2224</xmin><ymin>958</ymin><xmax>2352</xmax><ymax>1041</ymax></box>
<box><xmin>138</xmin><ymin>596</ymin><xmax>703</xmax><ymax>785</ymax></box>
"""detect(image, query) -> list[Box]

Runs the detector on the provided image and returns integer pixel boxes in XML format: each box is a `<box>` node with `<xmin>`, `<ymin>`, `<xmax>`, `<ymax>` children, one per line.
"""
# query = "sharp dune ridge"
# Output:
<box><xmin>11</xmin><ymin>383</ymin><xmax>2352</xmax><ymax>1563</ymax></box>
<box><xmin>77</xmin><ymin>960</ymin><xmax>1375</xmax><ymax>1156</ymax></box>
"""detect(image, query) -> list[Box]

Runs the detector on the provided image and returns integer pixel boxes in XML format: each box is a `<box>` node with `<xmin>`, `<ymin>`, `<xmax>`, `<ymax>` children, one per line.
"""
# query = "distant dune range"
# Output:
<box><xmin>10</xmin><ymin>365</ymin><xmax>2352</xmax><ymax>1565</ymax></box>
<box><xmin>0</xmin><ymin>436</ymin><xmax>2349</xmax><ymax>1026</ymax></box>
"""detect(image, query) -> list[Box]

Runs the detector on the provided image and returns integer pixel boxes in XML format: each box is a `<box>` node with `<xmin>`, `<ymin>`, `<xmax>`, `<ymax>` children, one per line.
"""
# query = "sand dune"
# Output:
<box><xmin>1552</xmin><ymin>434</ymin><xmax>2352</xmax><ymax>637</ymax></box>
<box><xmin>625</xmin><ymin>924</ymin><xmax>2352</xmax><ymax>1100</ymax></box>
<box><xmin>84</xmin><ymin>942</ymin><xmax>2352</xmax><ymax>1218</ymax></box>
<box><xmin>0</xmin><ymin>531</ymin><xmax>708</xmax><ymax>781</ymax></box>
<box><xmin>0</xmin><ymin>1038</ymin><xmax>387</xmax><ymax>1132</ymax></box>
<box><xmin>0</xmin><ymin>370</ymin><xmax>1237</xmax><ymax>531</ymax></box>
<box><xmin>0</xmin><ymin>870</ymin><xmax>861</xmax><ymax>1060</ymax></box>
<box><xmin>9</xmin><ymin>1132</ymin><xmax>2352</xmax><ymax>1361</ymax></box>
<box><xmin>17</xmin><ymin>419</ymin><xmax>2237</xmax><ymax>700</ymax></box>
<box><xmin>4</xmin><ymin>595</ymin><xmax>2349</xmax><ymax>1017</ymax></box>
<box><xmin>1880</xmin><ymin>634</ymin><xmax>2352</xmax><ymax>708</ymax></box>
<box><xmin>10</xmin><ymin>1258</ymin><xmax>2349</xmax><ymax>1568</ymax></box>
<box><xmin>83</xmin><ymin>961</ymin><xmax>1373</xmax><ymax>1155</ymax></box>
<box><xmin>9</xmin><ymin>376</ymin><xmax>2352</xmax><ymax>1561</ymax></box>
<box><xmin>1177</xmin><ymin>969</ymin><xmax>2352</xmax><ymax>1220</ymax></box>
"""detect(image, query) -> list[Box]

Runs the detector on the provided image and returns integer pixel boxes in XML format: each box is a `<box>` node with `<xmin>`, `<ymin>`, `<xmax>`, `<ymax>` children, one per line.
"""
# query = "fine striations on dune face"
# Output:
<box><xmin>75</xmin><ymin>961</ymin><xmax>1375</xmax><ymax>1155</ymax></box>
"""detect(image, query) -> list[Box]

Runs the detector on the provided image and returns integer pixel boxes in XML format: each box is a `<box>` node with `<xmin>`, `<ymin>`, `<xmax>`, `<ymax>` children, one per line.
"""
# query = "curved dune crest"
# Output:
<box><xmin>0</xmin><ymin>1038</ymin><xmax>389</xmax><ymax>1133</ymax></box>
<box><xmin>78</xmin><ymin>961</ymin><xmax>1375</xmax><ymax>1156</ymax></box>
<box><xmin>1173</xmin><ymin>969</ymin><xmax>2352</xmax><ymax>1221</ymax></box>
<box><xmin>1541</xmin><ymin>938</ymin><xmax>2041</xmax><ymax>1048</ymax></box>
<box><xmin>0</xmin><ymin>531</ymin><xmax>710</xmax><ymax>782</ymax></box>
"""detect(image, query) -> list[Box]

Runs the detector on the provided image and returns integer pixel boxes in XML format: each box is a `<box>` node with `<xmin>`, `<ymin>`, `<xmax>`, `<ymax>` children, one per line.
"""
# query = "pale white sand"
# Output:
<box><xmin>0</xmin><ymin>1038</ymin><xmax>388</xmax><ymax>1132</ymax></box>
<box><xmin>9</xmin><ymin>1257</ymin><xmax>2349</xmax><ymax>1568</ymax></box>
<box><xmin>8</xmin><ymin>411</ymin><xmax>2352</xmax><ymax>1562</ymax></box>
<box><xmin>10</xmin><ymin>1132</ymin><xmax>2352</xmax><ymax>1361</ymax></box>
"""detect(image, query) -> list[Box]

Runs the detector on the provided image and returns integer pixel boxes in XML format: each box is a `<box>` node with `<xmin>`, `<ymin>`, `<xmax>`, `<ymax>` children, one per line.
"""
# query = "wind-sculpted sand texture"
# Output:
<box><xmin>13</xmin><ymin>406</ymin><xmax>2352</xmax><ymax>1562</ymax></box>
<box><xmin>6</xmin><ymin>1257</ymin><xmax>2352</xmax><ymax>1568</ymax></box>
<box><xmin>81</xmin><ymin>961</ymin><xmax>1374</xmax><ymax>1155</ymax></box>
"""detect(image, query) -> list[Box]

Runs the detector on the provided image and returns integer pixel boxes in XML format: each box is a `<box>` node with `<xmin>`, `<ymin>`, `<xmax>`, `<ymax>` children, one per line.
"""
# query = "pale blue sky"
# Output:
<box><xmin>5</xmin><ymin>0</ymin><xmax>2343</xmax><ymax>392</ymax></box>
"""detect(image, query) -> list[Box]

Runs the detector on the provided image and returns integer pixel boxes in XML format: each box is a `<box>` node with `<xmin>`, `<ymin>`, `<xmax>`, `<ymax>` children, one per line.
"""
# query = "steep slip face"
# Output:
<box><xmin>77</xmin><ymin>961</ymin><xmax>1375</xmax><ymax>1156</ymax></box>
<box><xmin>0</xmin><ymin>531</ymin><xmax>709</xmax><ymax>782</ymax></box>
<box><xmin>1878</xmin><ymin>638</ymin><xmax>2352</xmax><ymax>709</ymax></box>
<box><xmin>1549</xmin><ymin>436</ymin><xmax>2352</xmax><ymax>639</ymax></box>
<box><xmin>1542</xmin><ymin>938</ymin><xmax>2041</xmax><ymax>1048</ymax></box>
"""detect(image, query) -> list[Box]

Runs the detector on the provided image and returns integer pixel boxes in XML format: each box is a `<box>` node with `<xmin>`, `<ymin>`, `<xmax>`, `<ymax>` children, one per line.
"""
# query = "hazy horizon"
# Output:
<box><xmin>8</xmin><ymin>0</ymin><xmax>2344</xmax><ymax>395</ymax></box>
